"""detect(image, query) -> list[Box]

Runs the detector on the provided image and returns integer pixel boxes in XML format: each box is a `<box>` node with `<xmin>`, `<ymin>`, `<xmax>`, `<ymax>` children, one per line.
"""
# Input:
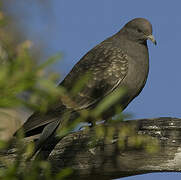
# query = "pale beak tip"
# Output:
<box><xmin>147</xmin><ymin>34</ymin><xmax>157</xmax><ymax>46</ymax></box>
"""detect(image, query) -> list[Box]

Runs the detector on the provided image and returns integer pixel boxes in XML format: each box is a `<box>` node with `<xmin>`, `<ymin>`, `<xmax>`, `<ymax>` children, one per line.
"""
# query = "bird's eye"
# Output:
<box><xmin>137</xmin><ymin>29</ymin><xmax>142</xmax><ymax>33</ymax></box>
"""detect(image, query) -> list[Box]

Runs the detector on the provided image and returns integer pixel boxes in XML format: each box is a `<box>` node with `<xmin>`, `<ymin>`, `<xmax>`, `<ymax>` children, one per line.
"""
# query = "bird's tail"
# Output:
<box><xmin>31</xmin><ymin>119</ymin><xmax>60</xmax><ymax>159</ymax></box>
<box><xmin>28</xmin><ymin>110</ymin><xmax>79</xmax><ymax>160</ymax></box>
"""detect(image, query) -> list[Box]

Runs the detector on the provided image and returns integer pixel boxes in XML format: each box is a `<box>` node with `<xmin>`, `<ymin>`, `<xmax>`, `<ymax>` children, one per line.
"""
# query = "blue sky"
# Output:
<box><xmin>4</xmin><ymin>0</ymin><xmax>181</xmax><ymax>179</ymax></box>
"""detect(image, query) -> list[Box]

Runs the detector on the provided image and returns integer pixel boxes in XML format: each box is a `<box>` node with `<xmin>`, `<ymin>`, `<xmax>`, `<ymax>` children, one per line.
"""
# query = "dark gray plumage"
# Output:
<box><xmin>14</xmin><ymin>18</ymin><xmax>156</xmax><ymax>158</ymax></box>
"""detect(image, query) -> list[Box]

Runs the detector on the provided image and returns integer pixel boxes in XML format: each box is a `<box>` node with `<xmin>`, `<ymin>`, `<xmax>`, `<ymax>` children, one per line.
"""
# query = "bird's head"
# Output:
<box><xmin>123</xmin><ymin>18</ymin><xmax>157</xmax><ymax>45</ymax></box>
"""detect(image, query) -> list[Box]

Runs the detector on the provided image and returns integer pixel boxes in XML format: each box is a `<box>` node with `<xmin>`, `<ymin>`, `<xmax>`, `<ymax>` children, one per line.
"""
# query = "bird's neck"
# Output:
<box><xmin>117</xmin><ymin>28</ymin><xmax>147</xmax><ymax>44</ymax></box>
<box><xmin>113</xmin><ymin>31</ymin><xmax>149</xmax><ymax>61</ymax></box>
<box><xmin>127</xmin><ymin>40</ymin><xmax>149</xmax><ymax>64</ymax></box>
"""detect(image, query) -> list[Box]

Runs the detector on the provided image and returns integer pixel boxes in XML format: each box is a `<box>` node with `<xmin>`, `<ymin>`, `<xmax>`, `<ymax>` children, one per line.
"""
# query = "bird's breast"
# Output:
<box><xmin>122</xmin><ymin>47</ymin><xmax>149</xmax><ymax>100</ymax></box>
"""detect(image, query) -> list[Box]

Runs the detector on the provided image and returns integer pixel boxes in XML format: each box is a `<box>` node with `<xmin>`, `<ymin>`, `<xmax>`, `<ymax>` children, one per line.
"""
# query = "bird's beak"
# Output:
<box><xmin>147</xmin><ymin>34</ymin><xmax>157</xmax><ymax>45</ymax></box>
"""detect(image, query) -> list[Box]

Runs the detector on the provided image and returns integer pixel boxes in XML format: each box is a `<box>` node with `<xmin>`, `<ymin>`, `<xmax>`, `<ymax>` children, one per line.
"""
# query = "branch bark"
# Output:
<box><xmin>1</xmin><ymin>117</ymin><xmax>181</xmax><ymax>180</ymax></box>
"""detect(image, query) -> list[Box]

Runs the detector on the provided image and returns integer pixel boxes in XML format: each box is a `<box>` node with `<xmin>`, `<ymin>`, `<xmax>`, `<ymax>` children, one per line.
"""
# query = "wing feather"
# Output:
<box><xmin>17</xmin><ymin>40</ymin><xmax>129</xmax><ymax>136</ymax></box>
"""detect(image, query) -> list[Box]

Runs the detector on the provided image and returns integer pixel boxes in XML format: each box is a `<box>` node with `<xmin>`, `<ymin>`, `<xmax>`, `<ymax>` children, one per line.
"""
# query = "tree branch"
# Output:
<box><xmin>1</xmin><ymin>117</ymin><xmax>181</xmax><ymax>180</ymax></box>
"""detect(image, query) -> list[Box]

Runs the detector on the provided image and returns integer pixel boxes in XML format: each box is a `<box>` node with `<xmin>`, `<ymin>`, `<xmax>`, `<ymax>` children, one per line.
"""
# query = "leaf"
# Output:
<box><xmin>0</xmin><ymin>140</ymin><xmax>7</xmax><ymax>149</ymax></box>
<box><xmin>37</xmin><ymin>53</ymin><xmax>62</xmax><ymax>70</ymax></box>
<box><xmin>70</xmin><ymin>72</ymin><xmax>92</xmax><ymax>96</ymax></box>
<box><xmin>92</xmin><ymin>87</ymin><xmax>126</xmax><ymax>117</ymax></box>
<box><xmin>55</xmin><ymin>168</ymin><xmax>73</xmax><ymax>180</ymax></box>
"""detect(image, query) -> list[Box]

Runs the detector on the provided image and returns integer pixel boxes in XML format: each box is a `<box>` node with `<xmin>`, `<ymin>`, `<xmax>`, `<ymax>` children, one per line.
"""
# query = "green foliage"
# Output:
<box><xmin>0</xmin><ymin>53</ymin><xmax>73</xmax><ymax>179</ymax></box>
<box><xmin>0</xmin><ymin>12</ymin><xmax>7</xmax><ymax>26</ymax></box>
<box><xmin>92</xmin><ymin>87</ymin><xmax>126</xmax><ymax>118</ymax></box>
<box><xmin>0</xmin><ymin>45</ymin><xmax>63</xmax><ymax>112</ymax></box>
<box><xmin>0</xmin><ymin>9</ymin><xmax>72</xmax><ymax>179</ymax></box>
<box><xmin>0</xmin><ymin>139</ymin><xmax>7</xmax><ymax>149</ymax></box>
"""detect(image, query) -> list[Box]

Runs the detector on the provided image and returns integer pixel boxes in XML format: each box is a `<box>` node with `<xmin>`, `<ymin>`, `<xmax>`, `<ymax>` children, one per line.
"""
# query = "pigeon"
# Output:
<box><xmin>14</xmin><ymin>17</ymin><xmax>156</xmax><ymax>159</ymax></box>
